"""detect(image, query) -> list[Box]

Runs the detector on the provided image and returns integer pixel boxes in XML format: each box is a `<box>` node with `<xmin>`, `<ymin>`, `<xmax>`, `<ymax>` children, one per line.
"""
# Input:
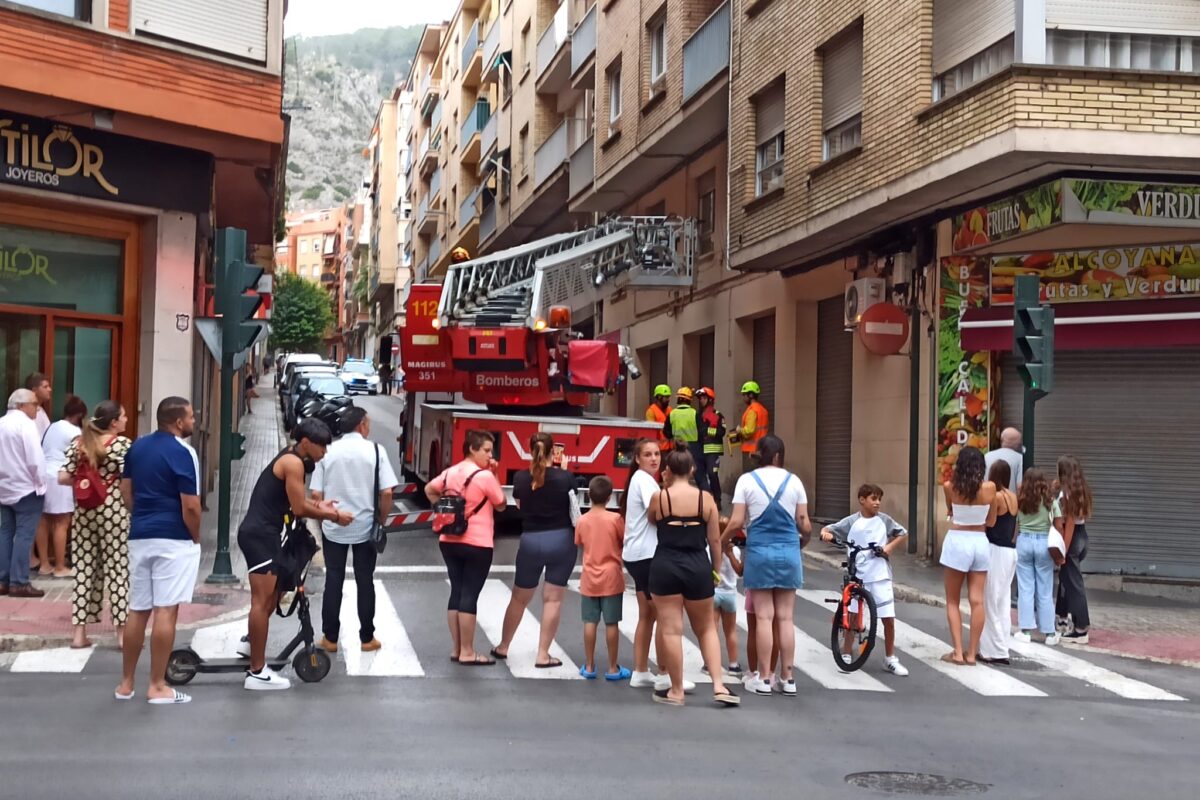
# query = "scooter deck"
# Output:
<box><xmin>188</xmin><ymin>656</ymin><xmax>290</xmax><ymax>673</ymax></box>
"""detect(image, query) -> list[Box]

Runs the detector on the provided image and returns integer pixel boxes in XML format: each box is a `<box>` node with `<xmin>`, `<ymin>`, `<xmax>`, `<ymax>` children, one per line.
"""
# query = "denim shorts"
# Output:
<box><xmin>714</xmin><ymin>590</ymin><xmax>738</xmax><ymax>614</ymax></box>
<box><xmin>580</xmin><ymin>594</ymin><xmax>622</xmax><ymax>625</ymax></box>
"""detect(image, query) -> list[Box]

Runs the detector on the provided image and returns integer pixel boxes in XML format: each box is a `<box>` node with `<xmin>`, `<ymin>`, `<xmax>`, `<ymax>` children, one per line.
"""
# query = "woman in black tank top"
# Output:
<box><xmin>646</xmin><ymin>450</ymin><xmax>739</xmax><ymax>707</ymax></box>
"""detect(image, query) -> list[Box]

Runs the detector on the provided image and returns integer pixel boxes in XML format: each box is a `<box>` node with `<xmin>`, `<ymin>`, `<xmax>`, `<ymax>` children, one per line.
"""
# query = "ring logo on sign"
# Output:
<box><xmin>0</xmin><ymin>120</ymin><xmax>118</xmax><ymax>195</ymax></box>
<box><xmin>475</xmin><ymin>374</ymin><xmax>540</xmax><ymax>388</ymax></box>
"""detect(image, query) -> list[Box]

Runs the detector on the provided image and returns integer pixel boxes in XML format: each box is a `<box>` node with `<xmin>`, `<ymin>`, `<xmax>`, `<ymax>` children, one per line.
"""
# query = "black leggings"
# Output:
<box><xmin>1056</xmin><ymin>526</ymin><xmax>1090</xmax><ymax>629</ymax></box>
<box><xmin>440</xmin><ymin>541</ymin><xmax>493</xmax><ymax>615</ymax></box>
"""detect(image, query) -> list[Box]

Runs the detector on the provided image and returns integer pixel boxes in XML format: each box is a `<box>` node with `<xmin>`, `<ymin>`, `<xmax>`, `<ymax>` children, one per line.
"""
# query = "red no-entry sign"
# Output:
<box><xmin>858</xmin><ymin>301</ymin><xmax>910</xmax><ymax>355</ymax></box>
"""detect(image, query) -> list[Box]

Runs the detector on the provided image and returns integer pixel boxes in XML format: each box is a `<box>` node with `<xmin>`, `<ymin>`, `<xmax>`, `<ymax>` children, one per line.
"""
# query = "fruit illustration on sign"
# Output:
<box><xmin>953</xmin><ymin>208</ymin><xmax>989</xmax><ymax>251</ymax></box>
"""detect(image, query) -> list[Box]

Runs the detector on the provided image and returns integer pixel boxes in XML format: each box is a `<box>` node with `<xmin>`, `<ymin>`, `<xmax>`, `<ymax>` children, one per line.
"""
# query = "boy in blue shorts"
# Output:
<box><xmin>574</xmin><ymin>476</ymin><xmax>630</xmax><ymax>680</ymax></box>
<box><xmin>820</xmin><ymin>484</ymin><xmax>909</xmax><ymax>677</ymax></box>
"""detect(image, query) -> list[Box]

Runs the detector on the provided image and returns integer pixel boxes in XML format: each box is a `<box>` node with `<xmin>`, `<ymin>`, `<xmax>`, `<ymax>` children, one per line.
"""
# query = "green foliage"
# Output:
<box><xmin>300</xmin><ymin>186</ymin><xmax>323</xmax><ymax>201</ymax></box>
<box><xmin>352</xmin><ymin>262</ymin><xmax>371</xmax><ymax>307</ymax></box>
<box><xmin>269</xmin><ymin>272</ymin><xmax>334</xmax><ymax>352</ymax></box>
<box><xmin>291</xmin><ymin>26</ymin><xmax>424</xmax><ymax>90</ymax></box>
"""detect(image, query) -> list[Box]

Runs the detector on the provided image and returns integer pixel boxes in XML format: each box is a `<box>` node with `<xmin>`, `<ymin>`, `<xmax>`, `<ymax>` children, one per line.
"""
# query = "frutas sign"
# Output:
<box><xmin>990</xmin><ymin>244</ymin><xmax>1200</xmax><ymax>305</ymax></box>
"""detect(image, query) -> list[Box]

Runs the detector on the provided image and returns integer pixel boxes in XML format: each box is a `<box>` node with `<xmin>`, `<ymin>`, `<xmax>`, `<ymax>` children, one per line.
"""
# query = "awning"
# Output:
<box><xmin>959</xmin><ymin>299</ymin><xmax>1200</xmax><ymax>351</ymax></box>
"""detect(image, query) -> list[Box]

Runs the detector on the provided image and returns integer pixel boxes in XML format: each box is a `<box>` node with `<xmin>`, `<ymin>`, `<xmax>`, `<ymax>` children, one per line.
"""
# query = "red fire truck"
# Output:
<box><xmin>394</xmin><ymin>217</ymin><xmax>697</xmax><ymax>517</ymax></box>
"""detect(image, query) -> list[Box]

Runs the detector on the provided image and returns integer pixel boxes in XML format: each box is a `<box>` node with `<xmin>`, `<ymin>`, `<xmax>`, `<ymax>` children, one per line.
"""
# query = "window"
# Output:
<box><xmin>1047</xmin><ymin>30</ymin><xmax>1199</xmax><ymax>73</ymax></box>
<box><xmin>821</xmin><ymin>26</ymin><xmax>863</xmax><ymax>162</ymax></box>
<box><xmin>521</xmin><ymin>21</ymin><xmax>532</xmax><ymax>74</ymax></box>
<box><xmin>754</xmin><ymin>82</ymin><xmax>785</xmax><ymax>195</ymax></box>
<box><xmin>9</xmin><ymin>0</ymin><xmax>89</xmax><ymax>19</ymax></box>
<box><xmin>696</xmin><ymin>170</ymin><xmax>716</xmax><ymax>254</ymax></box>
<box><xmin>934</xmin><ymin>35</ymin><xmax>1014</xmax><ymax>100</ymax></box>
<box><xmin>649</xmin><ymin>16</ymin><xmax>667</xmax><ymax>85</ymax></box>
<box><xmin>299</xmin><ymin>239</ymin><xmax>309</xmax><ymax>254</ymax></box>
<box><xmin>519</xmin><ymin>125</ymin><xmax>530</xmax><ymax>178</ymax></box>
<box><xmin>608</xmin><ymin>63</ymin><xmax>623</xmax><ymax>123</ymax></box>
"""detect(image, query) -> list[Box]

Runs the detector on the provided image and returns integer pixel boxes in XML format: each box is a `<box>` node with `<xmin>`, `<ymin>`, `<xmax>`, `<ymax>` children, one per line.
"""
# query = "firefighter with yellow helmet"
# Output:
<box><xmin>729</xmin><ymin>380</ymin><xmax>769</xmax><ymax>474</ymax></box>
<box><xmin>645</xmin><ymin>384</ymin><xmax>673</xmax><ymax>452</ymax></box>
<box><xmin>663</xmin><ymin>387</ymin><xmax>707</xmax><ymax>493</ymax></box>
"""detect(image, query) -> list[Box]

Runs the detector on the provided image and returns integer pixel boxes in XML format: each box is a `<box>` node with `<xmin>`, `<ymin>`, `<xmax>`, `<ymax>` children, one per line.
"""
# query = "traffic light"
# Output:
<box><xmin>1013</xmin><ymin>275</ymin><xmax>1054</xmax><ymax>399</ymax></box>
<box><xmin>215</xmin><ymin>227</ymin><xmax>264</xmax><ymax>356</ymax></box>
<box><xmin>230</xmin><ymin>431</ymin><xmax>247</xmax><ymax>461</ymax></box>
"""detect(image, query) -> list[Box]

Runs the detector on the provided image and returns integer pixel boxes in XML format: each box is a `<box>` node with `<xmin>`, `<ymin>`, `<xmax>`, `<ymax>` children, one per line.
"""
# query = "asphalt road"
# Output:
<box><xmin>3</xmin><ymin>392</ymin><xmax>1199</xmax><ymax>799</ymax></box>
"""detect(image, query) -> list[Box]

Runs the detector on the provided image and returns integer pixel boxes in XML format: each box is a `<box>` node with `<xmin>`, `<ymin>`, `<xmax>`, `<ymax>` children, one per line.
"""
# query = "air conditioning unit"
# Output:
<box><xmin>844</xmin><ymin>277</ymin><xmax>886</xmax><ymax>329</ymax></box>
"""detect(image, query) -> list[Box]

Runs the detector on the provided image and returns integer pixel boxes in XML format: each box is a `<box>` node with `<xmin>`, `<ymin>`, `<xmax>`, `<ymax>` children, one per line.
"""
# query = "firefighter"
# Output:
<box><xmin>645</xmin><ymin>384</ymin><xmax>673</xmax><ymax>452</ymax></box>
<box><xmin>451</xmin><ymin>247</ymin><xmax>471</xmax><ymax>263</ymax></box>
<box><xmin>696</xmin><ymin>387</ymin><xmax>725</xmax><ymax>511</ymax></box>
<box><xmin>663</xmin><ymin>387</ymin><xmax>707</xmax><ymax>493</ymax></box>
<box><xmin>729</xmin><ymin>380</ymin><xmax>769</xmax><ymax>475</ymax></box>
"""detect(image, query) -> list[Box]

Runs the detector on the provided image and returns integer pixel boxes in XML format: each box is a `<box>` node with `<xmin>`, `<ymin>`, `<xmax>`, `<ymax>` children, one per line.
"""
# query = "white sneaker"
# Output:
<box><xmin>883</xmin><ymin>656</ymin><xmax>909</xmax><ymax>676</ymax></box>
<box><xmin>653</xmin><ymin>674</ymin><xmax>695</xmax><ymax>694</ymax></box>
<box><xmin>236</xmin><ymin>636</ymin><xmax>251</xmax><ymax>658</ymax></box>
<box><xmin>749</xmin><ymin>676</ymin><xmax>772</xmax><ymax>695</ymax></box>
<box><xmin>628</xmin><ymin>670</ymin><xmax>656</xmax><ymax>688</ymax></box>
<box><xmin>244</xmin><ymin>666</ymin><xmax>291</xmax><ymax>691</ymax></box>
<box><xmin>840</xmin><ymin>653</ymin><xmax>853</xmax><ymax>667</ymax></box>
<box><xmin>774</xmin><ymin>676</ymin><xmax>797</xmax><ymax>696</ymax></box>
<box><xmin>1012</xmin><ymin>631</ymin><xmax>1032</xmax><ymax>644</ymax></box>
<box><xmin>1043</xmin><ymin>632</ymin><xmax>1061</xmax><ymax>646</ymax></box>
<box><xmin>742</xmin><ymin>671</ymin><xmax>758</xmax><ymax>690</ymax></box>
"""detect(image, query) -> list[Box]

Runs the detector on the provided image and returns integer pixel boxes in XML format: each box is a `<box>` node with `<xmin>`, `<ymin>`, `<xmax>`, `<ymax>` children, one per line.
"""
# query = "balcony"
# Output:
<box><xmin>419</xmin><ymin>132</ymin><xmax>439</xmax><ymax>177</ymax></box>
<box><xmin>462</xmin><ymin>19</ymin><xmax>482</xmax><ymax>86</ymax></box>
<box><xmin>568</xmin><ymin>136</ymin><xmax>594</xmax><ymax>201</ymax></box>
<box><xmin>570</xmin><ymin>4</ymin><xmax>597</xmax><ymax>88</ymax></box>
<box><xmin>480</xmin><ymin>198</ymin><xmax>497</xmax><ymax>243</ymax></box>
<box><xmin>481</xmin><ymin>18</ymin><xmax>501</xmax><ymax>86</ymax></box>
<box><xmin>535</xmin><ymin>121</ymin><xmax>569</xmax><ymax>187</ymax></box>
<box><xmin>683</xmin><ymin>1</ymin><xmax>730</xmax><ymax>103</ymax></box>
<box><xmin>430</xmin><ymin>99</ymin><xmax>443</xmax><ymax>137</ymax></box>
<box><xmin>536</xmin><ymin>1</ymin><xmax>571</xmax><ymax>95</ymax></box>
<box><xmin>460</xmin><ymin>100</ymin><xmax>491</xmax><ymax>165</ymax></box>
<box><xmin>480</xmin><ymin>108</ymin><xmax>499</xmax><ymax>170</ymax></box>
<box><xmin>459</xmin><ymin>187</ymin><xmax>480</xmax><ymax>228</ymax></box>
<box><xmin>421</xmin><ymin>77</ymin><xmax>442</xmax><ymax>119</ymax></box>
<box><xmin>417</xmin><ymin>195</ymin><xmax>438</xmax><ymax>236</ymax></box>
<box><xmin>430</xmin><ymin>167</ymin><xmax>442</xmax><ymax>200</ymax></box>
<box><xmin>428</xmin><ymin>238</ymin><xmax>441</xmax><ymax>266</ymax></box>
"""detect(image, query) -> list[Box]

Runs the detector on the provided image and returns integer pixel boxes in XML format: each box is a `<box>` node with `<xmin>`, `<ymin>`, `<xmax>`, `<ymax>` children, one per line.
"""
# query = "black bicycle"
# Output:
<box><xmin>826</xmin><ymin>541</ymin><xmax>885</xmax><ymax>673</ymax></box>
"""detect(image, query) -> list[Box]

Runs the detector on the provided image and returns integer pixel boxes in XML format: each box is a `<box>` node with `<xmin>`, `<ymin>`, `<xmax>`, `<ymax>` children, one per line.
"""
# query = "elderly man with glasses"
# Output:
<box><xmin>0</xmin><ymin>389</ymin><xmax>48</xmax><ymax>598</ymax></box>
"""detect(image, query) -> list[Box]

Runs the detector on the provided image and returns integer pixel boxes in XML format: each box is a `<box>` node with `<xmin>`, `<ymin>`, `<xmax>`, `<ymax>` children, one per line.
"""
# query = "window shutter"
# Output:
<box><xmin>1047</xmin><ymin>0</ymin><xmax>1200</xmax><ymax>36</ymax></box>
<box><xmin>822</xmin><ymin>28</ymin><xmax>863</xmax><ymax>130</ymax></box>
<box><xmin>755</xmin><ymin>84</ymin><xmax>785</xmax><ymax>146</ymax></box>
<box><xmin>933</xmin><ymin>0</ymin><xmax>1014</xmax><ymax>75</ymax></box>
<box><xmin>134</xmin><ymin>0</ymin><xmax>269</xmax><ymax>63</ymax></box>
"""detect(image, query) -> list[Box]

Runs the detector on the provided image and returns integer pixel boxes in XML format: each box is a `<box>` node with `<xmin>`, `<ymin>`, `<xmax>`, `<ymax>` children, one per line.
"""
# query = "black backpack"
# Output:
<box><xmin>432</xmin><ymin>468</ymin><xmax>489</xmax><ymax>536</ymax></box>
<box><xmin>274</xmin><ymin>517</ymin><xmax>319</xmax><ymax>616</ymax></box>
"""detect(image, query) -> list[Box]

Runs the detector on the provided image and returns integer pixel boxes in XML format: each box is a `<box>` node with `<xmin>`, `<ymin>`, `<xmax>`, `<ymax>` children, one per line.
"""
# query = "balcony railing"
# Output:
<box><xmin>459</xmin><ymin>187</ymin><xmax>480</xmax><ymax>227</ymax></box>
<box><xmin>481</xmin><ymin>109</ymin><xmax>498</xmax><ymax>160</ymax></box>
<box><xmin>428</xmin><ymin>239</ymin><xmax>441</xmax><ymax>265</ymax></box>
<box><xmin>418</xmin><ymin>131</ymin><xmax>430</xmax><ymax>161</ymax></box>
<box><xmin>569</xmin><ymin>136</ymin><xmax>594</xmax><ymax>199</ymax></box>
<box><xmin>418</xmin><ymin>69</ymin><xmax>431</xmax><ymax>100</ymax></box>
<box><xmin>460</xmin><ymin>100</ymin><xmax>491</xmax><ymax>148</ymax></box>
<box><xmin>480</xmin><ymin>198</ymin><xmax>497</xmax><ymax>241</ymax></box>
<box><xmin>430</xmin><ymin>167</ymin><xmax>442</xmax><ymax>199</ymax></box>
<box><xmin>571</xmin><ymin>4</ymin><xmax>597</xmax><ymax>75</ymax></box>
<box><xmin>430</xmin><ymin>99</ymin><xmax>442</xmax><ymax>135</ymax></box>
<box><xmin>482</xmin><ymin>17</ymin><xmax>501</xmax><ymax>78</ymax></box>
<box><xmin>682</xmin><ymin>1</ymin><xmax>731</xmax><ymax>102</ymax></box>
<box><xmin>415</xmin><ymin>256</ymin><xmax>428</xmax><ymax>283</ymax></box>
<box><xmin>461</xmin><ymin>19</ymin><xmax>480</xmax><ymax>74</ymax></box>
<box><xmin>417</xmin><ymin>195</ymin><xmax>429</xmax><ymax>225</ymax></box>
<box><xmin>535</xmin><ymin>121</ymin><xmax>569</xmax><ymax>186</ymax></box>
<box><xmin>536</xmin><ymin>1</ymin><xmax>569</xmax><ymax>79</ymax></box>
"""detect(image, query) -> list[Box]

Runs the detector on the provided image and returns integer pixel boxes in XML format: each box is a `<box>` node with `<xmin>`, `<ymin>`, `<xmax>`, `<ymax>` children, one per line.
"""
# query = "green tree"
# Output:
<box><xmin>269</xmin><ymin>272</ymin><xmax>334</xmax><ymax>352</ymax></box>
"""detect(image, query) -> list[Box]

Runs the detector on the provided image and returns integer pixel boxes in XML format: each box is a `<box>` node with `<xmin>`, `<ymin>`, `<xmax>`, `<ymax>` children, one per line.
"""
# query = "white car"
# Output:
<box><xmin>339</xmin><ymin>359</ymin><xmax>381</xmax><ymax>395</ymax></box>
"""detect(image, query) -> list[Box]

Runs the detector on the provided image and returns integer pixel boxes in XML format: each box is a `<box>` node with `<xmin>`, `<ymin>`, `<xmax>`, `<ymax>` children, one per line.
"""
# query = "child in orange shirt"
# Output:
<box><xmin>574</xmin><ymin>476</ymin><xmax>630</xmax><ymax>680</ymax></box>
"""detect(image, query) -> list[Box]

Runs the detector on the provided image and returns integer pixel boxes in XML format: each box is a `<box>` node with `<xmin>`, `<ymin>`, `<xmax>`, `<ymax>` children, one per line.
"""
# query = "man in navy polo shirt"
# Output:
<box><xmin>115</xmin><ymin>396</ymin><xmax>202</xmax><ymax>706</ymax></box>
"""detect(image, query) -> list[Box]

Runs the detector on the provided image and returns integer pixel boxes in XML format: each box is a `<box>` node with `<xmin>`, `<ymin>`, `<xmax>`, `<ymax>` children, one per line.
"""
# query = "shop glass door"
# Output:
<box><xmin>0</xmin><ymin>313</ymin><xmax>45</xmax><ymax>402</ymax></box>
<box><xmin>52</xmin><ymin>322</ymin><xmax>117</xmax><ymax>417</ymax></box>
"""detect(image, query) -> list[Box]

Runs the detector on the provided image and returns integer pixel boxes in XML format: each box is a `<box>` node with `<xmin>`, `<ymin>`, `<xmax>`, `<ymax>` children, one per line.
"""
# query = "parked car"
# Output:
<box><xmin>339</xmin><ymin>358</ymin><xmax>380</xmax><ymax>395</ymax></box>
<box><xmin>280</xmin><ymin>361</ymin><xmax>338</xmax><ymax>413</ymax></box>
<box><xmin>287</xmin><ymin>374</ymin><xmax>349</xmax><ymax>431</ymax></box>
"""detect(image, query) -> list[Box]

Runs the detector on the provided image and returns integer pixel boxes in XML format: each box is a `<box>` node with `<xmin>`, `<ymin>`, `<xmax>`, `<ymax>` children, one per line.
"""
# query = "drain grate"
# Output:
<box><xmin>845</xmin><ymin>772</ymin><xmax>990</xmax><ymax>796</ymax></box>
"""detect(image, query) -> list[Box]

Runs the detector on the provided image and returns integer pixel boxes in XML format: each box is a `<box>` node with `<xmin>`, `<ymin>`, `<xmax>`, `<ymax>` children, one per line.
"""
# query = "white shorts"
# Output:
<box><xmin>939</xmin><ymin>530</ymin><xmax>991</xmax><ymax>573</ymax></box>
<box><xmin>850</xmin><ymin>579</ymin><xmax>896</xmax><ymax>619</ymax></box>
<box><xmin>129</xmin><ymin>538</ymin><xmax>201</xmax><ymax>611</ymax></box>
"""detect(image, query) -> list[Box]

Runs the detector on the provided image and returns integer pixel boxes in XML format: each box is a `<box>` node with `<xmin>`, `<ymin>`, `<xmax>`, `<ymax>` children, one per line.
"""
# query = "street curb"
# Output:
<box><xmin>0</xmin><ymin>602</ymin><xmax>252</xmax><ymax>654</ymax></box>
<box><xmin>806</xmin><ymin>549</ymin><xmax>1200</xmax><ymax>670</ymax></box>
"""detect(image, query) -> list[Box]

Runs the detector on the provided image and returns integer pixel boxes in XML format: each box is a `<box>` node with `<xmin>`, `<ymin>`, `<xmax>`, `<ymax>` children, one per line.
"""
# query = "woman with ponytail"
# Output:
<box><xmin>491</xmin><ymin>432</ymin><xmax>579</xmax><ymax>668</ymax></box>
<box><xmin>58</xmin><ymin>400</ymin><xmax>131</xmax><ymax>649</ymax></box>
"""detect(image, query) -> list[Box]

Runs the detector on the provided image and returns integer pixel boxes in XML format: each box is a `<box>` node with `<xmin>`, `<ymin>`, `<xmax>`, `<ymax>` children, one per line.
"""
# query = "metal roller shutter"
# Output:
<box><xmin>134</xmin><ymin>0</ymin><xmax>269</xmax><ymax>63</ymax></box>
<box><xmin>933</xmin><ymin>0</ymin><xmax>1015</xmax><ymax>74</ymax></box>
<box><xmin>1001</xmin><ymin>349</ymin><xmax>1200</xmax><ymax>579</ymax></box>
<box><xmin>752</xmin><ymin>315</ymin><xmax>776</xmax><ymax>421</ymax></box>
<box><xmin>815</xmin><ymin>298</ymin><xmax>852</xmax><ymax>520</ymax></box>
<box><xmin>699</xmin><ymin>331</ymin><xmax>715</xmax><ymax>391</ymax></box>
<box><xmin>822</xmin><ymin>28</ymin><xmax>863</xmax><ymax>129</ymax></box>
<box><xmin>1047</xmin><ymin>0</ymin><xmax>1200</xmax><ymax>36</ymax></box>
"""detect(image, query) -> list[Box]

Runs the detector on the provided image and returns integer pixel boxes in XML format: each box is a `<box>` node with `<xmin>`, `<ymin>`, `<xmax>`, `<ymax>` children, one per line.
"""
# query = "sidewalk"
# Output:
<box><xmin>0</xmin><ymin>381</ymin><xmax>286</xmax><ymax>653</ymax></box>
<box><xmin>805</xmin><ymin>544</ymin><xmax>1200</xmax><ymax>668</ymax></box>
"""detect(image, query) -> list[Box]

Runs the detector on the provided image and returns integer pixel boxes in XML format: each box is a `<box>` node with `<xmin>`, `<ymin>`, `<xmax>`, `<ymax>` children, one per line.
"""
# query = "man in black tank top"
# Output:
<box><xmin>237</xmin><ymin>418</ymin><xmax>351</xmax><ymax>691</ymax></box>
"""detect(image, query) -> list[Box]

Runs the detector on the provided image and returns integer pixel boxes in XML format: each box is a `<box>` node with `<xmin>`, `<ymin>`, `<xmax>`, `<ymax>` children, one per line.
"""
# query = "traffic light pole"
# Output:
<box><xmin>1023</xmin><ymin>383</ymin><xmax>1036</xmax><ymax>472</ymax></box>
<box><xmin>206</xmin><ymin>350</ymin><xmax>238</xmax><ymax>584</ymax></box>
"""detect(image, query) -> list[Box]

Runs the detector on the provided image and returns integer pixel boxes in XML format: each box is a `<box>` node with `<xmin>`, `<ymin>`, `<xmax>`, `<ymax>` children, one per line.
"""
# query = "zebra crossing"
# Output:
<box><xmin>1</xmin><ymin>573</ymin><xmax>1188</xmax><ymax>702</ymax></box>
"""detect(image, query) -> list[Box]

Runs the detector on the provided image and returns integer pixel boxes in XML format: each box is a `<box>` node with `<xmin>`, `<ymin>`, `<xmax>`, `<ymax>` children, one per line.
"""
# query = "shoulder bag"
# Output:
<box><xmin>370</xmin><ymin>444</ymin><xmax>387</xmax><ymax>554</ymax></box>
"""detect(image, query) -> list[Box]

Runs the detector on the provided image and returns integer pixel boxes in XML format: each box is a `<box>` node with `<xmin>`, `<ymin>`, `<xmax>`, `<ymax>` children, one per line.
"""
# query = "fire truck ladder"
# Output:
<box><xmin>437</xmin><ymin>217</ymin><xmax>697</xmax><ymax>329</ymax></box>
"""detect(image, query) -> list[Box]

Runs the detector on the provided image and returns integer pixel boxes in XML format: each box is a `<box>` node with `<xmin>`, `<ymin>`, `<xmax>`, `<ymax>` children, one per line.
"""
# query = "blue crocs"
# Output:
<box><xmin>605</xmin><ymin>666</ymin><xmax>632</xmax><ymax>682</ymax></box>
<box><xmin>579</xmin><ymin>665</ymin><xmax>598</xmax><ymax>679</ymax></box>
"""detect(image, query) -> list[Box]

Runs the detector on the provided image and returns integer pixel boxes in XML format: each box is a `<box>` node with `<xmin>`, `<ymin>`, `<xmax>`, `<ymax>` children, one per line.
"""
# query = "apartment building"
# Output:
<box><xmin>728</xmin><ymin>0</ymin><xmax>1200</xmax><ymax>576</ymax></box>
<box><xmin>0</xmin><ymin>0</ymin><xmax>286</xmax><ymax>477</ymax></box>
<box><xmin>368</xmin><ymin>96</ymin><xmax>402</xmax><ymax>366</ymax></box>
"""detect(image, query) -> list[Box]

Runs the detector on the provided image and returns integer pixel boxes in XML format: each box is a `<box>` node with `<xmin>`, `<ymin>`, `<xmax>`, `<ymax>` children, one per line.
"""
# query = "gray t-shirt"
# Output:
<box><xmin>826</xmin><ymin>512</ymin><xmax>906</xmax><ymax>584</ymax></box>
<box><xmin>984</xmin><ymin>447</ymin><xmax>1023</xmax><ymax>492</ymax></box>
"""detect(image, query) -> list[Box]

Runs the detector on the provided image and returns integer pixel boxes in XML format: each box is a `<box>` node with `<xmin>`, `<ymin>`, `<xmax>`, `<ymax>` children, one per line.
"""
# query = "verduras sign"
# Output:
<box><xmin>0</xmin><ymin>109</ymin><xmax>212</xmax><ymax>214</ymax></box>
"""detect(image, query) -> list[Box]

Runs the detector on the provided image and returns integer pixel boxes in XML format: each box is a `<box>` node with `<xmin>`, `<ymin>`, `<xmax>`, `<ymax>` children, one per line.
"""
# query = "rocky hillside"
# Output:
<box><xmin>284</xmin><ymin>26</ymin><xmax>423</xmax><ymax>211</ymax></box>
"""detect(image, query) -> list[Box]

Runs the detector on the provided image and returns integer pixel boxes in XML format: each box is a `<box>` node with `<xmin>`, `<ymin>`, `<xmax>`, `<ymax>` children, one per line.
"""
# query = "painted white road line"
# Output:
<box><xmin>734</xmin><ymin>591</ymin><xmax>892</xmax><ymax>692</ymax></box>
<box><xmin>340</xmin><ymin>579</ymin><xmax>425</xmax><ymax>677</ymax></box>
<box><xmin>1006</xmin><ymin>638</ymin><xmax>1184</xmax><ymax>702</ymax></box>
<box><xmin>797</xmin><ymin>590</ymin><xmax>1046</xmax><ymax>697</ymax></box>
<box><xmin>613</xmin><ymin>588</ymin><xmax>712</xmax><ymax>684</ymax></box>
<box><xmin>375</xmin><ymin>565</ymin><xmax>583</xmax><ymax>575</ymax></box>
<box><xmin>190</xmin><ymin>620</ymin><xmax>248</xmax><ymax>660</ymax></box>
<box><xmin>10</xmin><ymin>646</ymin><xmax>93</xmax><ymax>673</ymax></box>
<box><xmin>473</xmin><ymin>579</ymin><xmax>581</xmax><ymax>679</ymax></box>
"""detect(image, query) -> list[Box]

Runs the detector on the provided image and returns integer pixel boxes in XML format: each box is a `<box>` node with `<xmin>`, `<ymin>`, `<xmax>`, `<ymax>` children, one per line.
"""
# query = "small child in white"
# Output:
<box><xmin>820</xmin><ymin>483</ymin><xmax>909</xmax><ymax>677</ymax></box>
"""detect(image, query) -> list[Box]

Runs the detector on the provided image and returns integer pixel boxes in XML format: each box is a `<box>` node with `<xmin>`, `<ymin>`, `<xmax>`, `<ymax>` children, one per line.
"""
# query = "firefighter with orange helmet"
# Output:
<box><xmin>696</xmin><ymin>387</ymin><xmax>725</xmax><ymax>510</ymax></box>
<box><xmin>451</xmin><ymin>247</ymin><xmax>471</xmax><ymax>263</ymax></box>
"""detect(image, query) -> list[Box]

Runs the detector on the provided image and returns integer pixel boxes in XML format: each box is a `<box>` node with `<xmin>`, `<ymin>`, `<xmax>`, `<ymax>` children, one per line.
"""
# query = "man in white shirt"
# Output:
<box><xmin>985</xmin><ymin>427</ymin><xmax>1024</xmax><ymax>492</ymax></box>
<box><xmin>310</xmin><ymin>406</ymin><xmax>398</xmax><ymax>653</ymax></box>
<box><xmin>24</xmin><ymin>372</ymin><xmax>52</xmax><ymax>439</ymax></box>
<box><xmin>0</xmin><ymin>389</ymin><xmax>48</xmax><ymax>598</ymax></box>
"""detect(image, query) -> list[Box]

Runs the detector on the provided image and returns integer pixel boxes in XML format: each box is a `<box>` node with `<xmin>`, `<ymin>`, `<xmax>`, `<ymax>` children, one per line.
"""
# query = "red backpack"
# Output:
<box><xmin>73</xmin><ymin>438</ymin><xmax>116</xmax><ymax>510</ymax></box>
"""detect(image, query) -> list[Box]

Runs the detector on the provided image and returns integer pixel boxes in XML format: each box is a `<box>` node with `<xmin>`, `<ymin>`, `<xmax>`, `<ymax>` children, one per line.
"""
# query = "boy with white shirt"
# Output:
<box><xmin>820</xmin><ymin>484</ymin><xmax>909</xmax><ymax>677</ymax></box>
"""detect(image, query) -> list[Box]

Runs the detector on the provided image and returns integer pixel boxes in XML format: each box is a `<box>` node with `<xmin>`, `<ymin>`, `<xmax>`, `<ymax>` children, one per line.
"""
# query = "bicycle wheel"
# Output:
<box><xmin>829</xmin><ymin>585</ymin><xmax>878</xmax><ymax>672</ymax></box>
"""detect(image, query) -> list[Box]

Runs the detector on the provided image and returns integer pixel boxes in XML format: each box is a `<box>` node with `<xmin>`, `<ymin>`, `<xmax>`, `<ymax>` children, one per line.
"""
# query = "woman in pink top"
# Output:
<box><xmin>426</xmin><ymin>430</ymin><xmax>507</xmax><ymax>665</ymax></box>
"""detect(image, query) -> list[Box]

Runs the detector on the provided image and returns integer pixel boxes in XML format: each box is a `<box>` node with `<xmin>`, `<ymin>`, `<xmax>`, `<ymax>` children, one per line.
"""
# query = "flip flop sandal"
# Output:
<box><xmin>652</xmin><ymin>689</ymin><xmax>684</xmax><ymax>707</ymax></box>
<box><xmin>535</xmin><ymin>658</ymin><xmax>563</xmax><ymax>669</ymax></box>
<box><xmin>713</xmin><ymin>690</ymin><xmax>741</xmax><ymax>707</ymax></box>
<box><xmin>114</xmin><ymin>689</ymin><xmax>135</xmax><ymax>701</ymax></box>
<box><xmin>489</xmin><ymin>647</ymin><xmax>507</xmax><ymax>660</ymax></box>
<box><xmin>147</xmin><ymin>689</ymin><xmax>191</xmax><ymax>705</ymax></box>
<box><xmin>940</xmin><ymin>653</ymin><xmax>966</xmax><ymax>666</ymax></box>
<box><xmin>458</xmin><ymin>655</ymin><xmax>496</xmax><ymax>666</ymax></box>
